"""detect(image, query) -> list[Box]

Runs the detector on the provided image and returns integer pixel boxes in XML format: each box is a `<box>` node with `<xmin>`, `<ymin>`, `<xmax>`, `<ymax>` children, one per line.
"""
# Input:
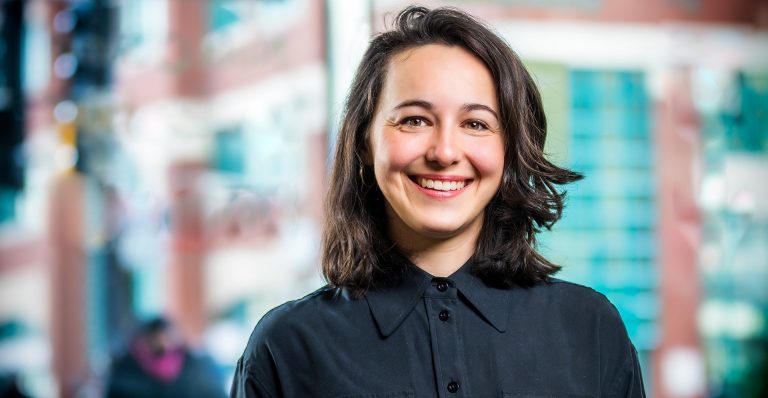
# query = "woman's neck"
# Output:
<box><xmin>407</xmin><ymin>236</ymin><xmax>476</xmax><ymax>277</ymax></box>
<box><xmin>388</xmin><ymin>218</ymin><xmax>481</xmax><ymax>277</ymax></box>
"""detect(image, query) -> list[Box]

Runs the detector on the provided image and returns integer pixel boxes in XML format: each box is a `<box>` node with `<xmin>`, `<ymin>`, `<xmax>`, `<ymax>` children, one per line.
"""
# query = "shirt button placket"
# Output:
<box><xmin>427</xmin><ymin>278</ymin><xmax>466</xmax><ymax>397</ymax></box>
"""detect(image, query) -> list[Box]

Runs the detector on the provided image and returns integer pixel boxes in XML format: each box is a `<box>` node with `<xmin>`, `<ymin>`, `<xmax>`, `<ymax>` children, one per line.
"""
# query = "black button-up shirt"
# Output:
<box><xmin>231</xmin><ymin>263</ymin><xmax>645</xmax><ymax>397</ymax></box>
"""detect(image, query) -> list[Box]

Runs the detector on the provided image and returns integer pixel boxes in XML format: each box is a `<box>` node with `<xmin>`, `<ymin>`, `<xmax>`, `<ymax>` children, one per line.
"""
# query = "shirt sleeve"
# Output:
<box><xmin>229</xmin><ymin>357</ymin><xmax>279</xmax><ymax>398</ymax></box>
<box><xmin>598</xmin><ymin>302</ymin><xmax>647</xmax><ymax>398</ymax></box>
<box><xmin>604</xmin><ymin>345</ymin><xmax>646</xmax><ymax>397</ymax></box>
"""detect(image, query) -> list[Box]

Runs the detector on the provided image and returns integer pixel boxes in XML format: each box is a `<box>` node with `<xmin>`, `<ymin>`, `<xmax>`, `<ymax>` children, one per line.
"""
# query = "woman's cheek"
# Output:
<box><xmin>467</xmin><ymin>141</ymin><xmax>505</xmax><ymax>176</ymax></box>
<box><xmin>381</xmin><ymin>134</ymin><xmax>424</xmax><ymax>169</ymax></box>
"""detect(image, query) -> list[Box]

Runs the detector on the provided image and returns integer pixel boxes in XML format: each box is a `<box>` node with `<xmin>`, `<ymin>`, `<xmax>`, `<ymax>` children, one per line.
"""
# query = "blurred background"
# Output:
<box><xmin>0</xmin><ymin>0</ymin><xmax>766</xmax><ymax>397</ymax></box>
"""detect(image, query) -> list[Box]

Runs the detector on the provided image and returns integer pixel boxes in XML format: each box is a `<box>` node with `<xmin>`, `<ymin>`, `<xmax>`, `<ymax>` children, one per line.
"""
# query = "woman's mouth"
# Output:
<box><xmin>417</xmin><ymin>178</ymin><xmax>466</xmax><ymax>191</ymax></box>
<box><xmin>408</xmin><ymin>175</ymin><xmax>473</xmax><ymax>194</ymax></box>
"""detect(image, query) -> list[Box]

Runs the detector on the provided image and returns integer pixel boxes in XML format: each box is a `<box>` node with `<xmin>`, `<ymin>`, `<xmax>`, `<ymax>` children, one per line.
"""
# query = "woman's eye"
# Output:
<box><xmin>464</xmin><ymin>120</ymin><xmax>488</xmax><ymax>131</ymax></box>
<box><xmin>401</xmin><ymin>116</ymin><xmax>428</xmax><ymax>127</ymax></box>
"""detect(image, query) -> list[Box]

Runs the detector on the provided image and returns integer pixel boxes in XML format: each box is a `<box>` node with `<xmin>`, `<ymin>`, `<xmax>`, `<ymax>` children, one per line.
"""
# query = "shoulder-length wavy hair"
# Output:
<box><xmin>322</xmin><ymin>6</ymin><xmax>582</xmax><ymax>297</ymax></box>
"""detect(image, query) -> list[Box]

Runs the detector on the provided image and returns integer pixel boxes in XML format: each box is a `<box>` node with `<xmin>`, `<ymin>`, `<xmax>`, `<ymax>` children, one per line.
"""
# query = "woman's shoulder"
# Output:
<box><xmin>540</xmin><ymin>278</ymin><xmax>613</xmax><ymax>303</ymax></box>
<box><xmin>517</xmin><ymin>278</ymin><xmax>625</xmax><ymax>324</ymax></box>
<box><xmin>234</xmin><ymin>286</ymin><xmax>362</xmax><ymax>395</ymax></box>
<box><xmin>251</xmin><ymin>286</ymin><xmax>340</xmax><ymax>328</ymax></box>
<box><xmin>252</xmin><ymin>286</ymin><xmax>334</xmax><ymax>326</ymax></box>
<box><xmin>535</xmin><ymin>279</ymin><xmax>643</xmax><ymax>393</ymax></box>
<box><xmin>240</xmin><ymin>285</ymin><xmax>364</xmax><ymax>358</ymax></box>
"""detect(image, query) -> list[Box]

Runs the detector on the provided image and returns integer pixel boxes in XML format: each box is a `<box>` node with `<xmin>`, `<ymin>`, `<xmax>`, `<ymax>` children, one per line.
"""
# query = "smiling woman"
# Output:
<box><xmin>368</xmin><ymin>44</ymin><xmax>505</xmax><ymax>276</ymax></box>
<box><xmin>232</xmin><ymin>6</ymin><xmax>645</xmax><ymax>398</ymax></box>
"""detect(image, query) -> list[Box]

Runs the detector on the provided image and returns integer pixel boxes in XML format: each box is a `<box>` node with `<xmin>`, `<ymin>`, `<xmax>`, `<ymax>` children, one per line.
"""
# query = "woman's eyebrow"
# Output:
<box><xmin>462</xmin><ymin>103</ymin><xmax>498</xmax><ymax>120</ymax></box>
<box><xmin>394</xmin><ymin>99</ymin><xmax>433</xmax><ymax>111</ymax></box>
<box><xmin>392</xmin><ymin>100</ymin><xmax>498</xmax><ymax>121</ymax></box>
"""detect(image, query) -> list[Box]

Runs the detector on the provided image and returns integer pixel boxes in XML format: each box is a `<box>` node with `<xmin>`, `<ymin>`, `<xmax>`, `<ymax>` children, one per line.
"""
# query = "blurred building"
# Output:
<box><xmin>4</xmin><ymin>0</ymin><xmax>327</xmax><ymax>396</ymax></box>
<box><xmin>0</xmin><ymin>0</ymin><xmax>765</xmax><ymax>397</ymax></box>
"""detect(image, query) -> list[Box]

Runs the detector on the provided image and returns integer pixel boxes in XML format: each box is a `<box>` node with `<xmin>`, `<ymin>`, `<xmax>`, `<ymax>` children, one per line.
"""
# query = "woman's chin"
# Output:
<box><xmin>411</xmin><ymin>222</ymin><xmax>476</xmax><ymax>241</ymax></box>
<box><xmin>386</xmin><ymin>208</ymin><xmax>485</xmax><ymax>245</ymax></box>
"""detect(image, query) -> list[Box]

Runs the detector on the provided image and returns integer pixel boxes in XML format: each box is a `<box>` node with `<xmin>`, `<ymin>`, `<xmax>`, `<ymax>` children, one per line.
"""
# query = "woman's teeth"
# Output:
<box><xmin>418</xmin><ymin>178</ymin><xmax>466</xmax><ymax>191</ymax></box>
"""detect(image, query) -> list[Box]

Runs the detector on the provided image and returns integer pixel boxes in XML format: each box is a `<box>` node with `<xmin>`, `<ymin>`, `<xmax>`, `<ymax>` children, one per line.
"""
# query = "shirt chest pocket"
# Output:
<box><xmin>336</xmin><ymin>391</ymin><xmax>414</xmax><ymax>398</ymax></box>
<box><xmin>502</xmin><ymin>392</ymin><xmax>593</xmax><ymax>398</ymax></box>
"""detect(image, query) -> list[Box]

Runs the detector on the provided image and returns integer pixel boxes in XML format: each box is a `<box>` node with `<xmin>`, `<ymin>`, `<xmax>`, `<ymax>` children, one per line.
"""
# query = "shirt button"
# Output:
<box><xmin>439</xmin><ymin>310</ymin><xmax>451</xmax><ymax>322</ymax></box>
<box><xmin>436</xmin><ymin>281</ymin><xmax>448</xmax><ymax>292</ymax></box>
<box><xmin>447</xmin><ymin>381</ymin><xmax>460</xmax><ymax>393</ymax></box>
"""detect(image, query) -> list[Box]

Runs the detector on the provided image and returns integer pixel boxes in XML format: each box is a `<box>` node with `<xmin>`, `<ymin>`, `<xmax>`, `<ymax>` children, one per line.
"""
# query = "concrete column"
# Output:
<box><xmin>49</xmin><ymin>174</ymin><xmax>88</xmax><ymax>398</ymax></box>
<box><xmin>166</xmin><ymin>163</ymin><xmax>207</xmax><ymax>347</ymax></box>
<box><xmin>164</xmin><ymin>0</ymin><xmax>208</xmax><ymax>347</ymax></box>
<box><xmin>654</xmin><ymin>68</ymin><xmax>704</xmax><ymax>398</ymax></box>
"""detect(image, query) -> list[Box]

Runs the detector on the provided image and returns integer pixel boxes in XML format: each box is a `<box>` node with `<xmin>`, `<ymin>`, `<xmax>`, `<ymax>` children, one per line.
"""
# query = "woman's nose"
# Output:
<box><xmin>426</xmin><ymin>127</ymin><xmax>460</xmax><ymax>167</ymax></box>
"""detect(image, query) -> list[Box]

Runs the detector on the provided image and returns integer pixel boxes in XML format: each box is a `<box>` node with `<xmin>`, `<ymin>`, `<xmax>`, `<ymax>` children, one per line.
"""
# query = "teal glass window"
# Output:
<box><xmin>540</xmin><ymin>70</ymin><xmax>659</xmax><ymax>352</ymax></box>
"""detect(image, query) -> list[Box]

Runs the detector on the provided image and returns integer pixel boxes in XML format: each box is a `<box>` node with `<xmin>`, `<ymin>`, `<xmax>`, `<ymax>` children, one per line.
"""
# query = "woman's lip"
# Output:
<box><xmin>409</xmin><ymin>174</ymin><xmax>472</xmax><ymax>182</ymax></box>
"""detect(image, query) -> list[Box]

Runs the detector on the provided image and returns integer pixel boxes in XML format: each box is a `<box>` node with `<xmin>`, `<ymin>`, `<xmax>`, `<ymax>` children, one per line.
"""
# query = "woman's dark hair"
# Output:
<box><xmin>322</xmin><ymin>6</ymin><xmax>582</xmax><ymax>297</ymax></box>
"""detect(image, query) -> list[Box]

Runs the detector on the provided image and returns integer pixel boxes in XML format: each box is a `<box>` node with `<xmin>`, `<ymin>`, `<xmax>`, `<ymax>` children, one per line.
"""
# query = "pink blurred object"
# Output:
<box><xmin>131</xmin><ymin>339</ymin><xmax>185</xmax><ymax>382</ymax></box>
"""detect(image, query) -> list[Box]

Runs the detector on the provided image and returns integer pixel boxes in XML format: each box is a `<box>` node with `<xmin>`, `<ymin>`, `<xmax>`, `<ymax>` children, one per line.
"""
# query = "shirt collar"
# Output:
<box><xmin>450</xmin><ymin>262</ymin><xmax>511</xmax><ymax>333</ymax></box>
<box><xmin>365</xmin><ymin>265</ymin><xmax>432</xmax><ymax>337</ymax></box>
<box><xmin>365</xmin><ymin>260</ymin><xmax>511</xmax><ymax>337</ymax></box>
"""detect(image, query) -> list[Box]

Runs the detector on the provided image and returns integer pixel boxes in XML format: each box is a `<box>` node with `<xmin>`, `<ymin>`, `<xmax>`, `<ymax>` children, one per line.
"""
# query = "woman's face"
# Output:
<box><xmin>367</xmin><ymin>44</ymin><xmax>505</xmax><ymax>247</ymax></box>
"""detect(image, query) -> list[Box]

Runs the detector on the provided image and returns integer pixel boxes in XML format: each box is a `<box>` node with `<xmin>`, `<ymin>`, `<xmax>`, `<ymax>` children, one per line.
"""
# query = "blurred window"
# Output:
<box><xmin>22</xmin><ymin>6</ymin><xmax>50</xmax><ymax>96</ymax></box>
<box><xmin>119</xmin><ymin>0</ymin><xmax>168</xmax><ymax>56</ymax></box>
<box><xmin>206</xmin><ymin>0</ymin><xmax>303</xmax><ymax>35</ymax></box>
<box><xmin>0</xmin><ymin>188</ymin><xmax>16</xmax><ymax>224</ymax></box>
<box><xmin>539</xmin><ymin>69</ymin><xmax>659</xmax><ymax>355</ymax></box>
<box><xmin>730</xmin><ymin>73</ymin><xmax>768</xmax><ymax>153</ymax></box>
<box><xmin>213</xmin><ymin>127</ymin><xmax>245</xmax><ymax>175</ymax></box>
<box><xmin>208</xmin><ymin>1</ymin><xmax>244</xmax><ymax>33</ymax></box>
<box><xmin>698</xmin><ymin>71</ymin><xmax>768</xmax><ymax>396</ymax></box>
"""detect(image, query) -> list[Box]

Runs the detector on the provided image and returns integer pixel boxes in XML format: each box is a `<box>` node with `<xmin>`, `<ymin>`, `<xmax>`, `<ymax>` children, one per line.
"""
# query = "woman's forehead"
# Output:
<box><xmin>380</xmin><ymin>44</ymin><xmax>499</xmax><ymax>113</ymax></box>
